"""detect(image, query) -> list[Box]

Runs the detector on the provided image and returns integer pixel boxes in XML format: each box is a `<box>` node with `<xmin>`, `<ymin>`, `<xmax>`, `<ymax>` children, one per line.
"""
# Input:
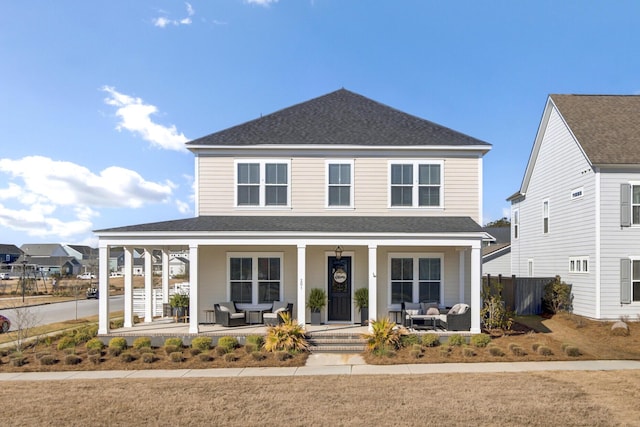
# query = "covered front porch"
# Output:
<box><xmin>96</xmin><ymin>216</ymin><xmax>486</xmax><ymax>337</ymax></box>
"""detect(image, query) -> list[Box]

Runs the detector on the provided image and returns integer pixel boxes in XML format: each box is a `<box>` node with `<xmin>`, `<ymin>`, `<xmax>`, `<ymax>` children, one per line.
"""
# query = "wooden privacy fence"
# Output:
<box><xmin>483</xmin><ymin>274</ymin><xmax>556</xmax><ymax>315</ymax></box>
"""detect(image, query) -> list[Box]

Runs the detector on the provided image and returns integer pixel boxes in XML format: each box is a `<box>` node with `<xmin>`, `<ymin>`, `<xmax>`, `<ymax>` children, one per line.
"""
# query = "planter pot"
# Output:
<box><xmin>360</xmin><ymin>307</ymin><xmax>369</xmax><ymax>326</ymax></box>
<box><xmin>310</xmin><ymin>311</ymin><xmax>322</xmax><ymax>325</ymax></box>
<box><xmin>173</xmin><ymin>306</ymin><xmax>188</xmax><ymax>322</ymax></box>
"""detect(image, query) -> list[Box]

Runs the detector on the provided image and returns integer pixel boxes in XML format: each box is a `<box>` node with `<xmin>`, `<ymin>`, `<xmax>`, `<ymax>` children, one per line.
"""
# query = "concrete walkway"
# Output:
<box><xmin>1</xmin><ymin>358</ymin><xmax>639</xmax><ymax>381</ymax></box>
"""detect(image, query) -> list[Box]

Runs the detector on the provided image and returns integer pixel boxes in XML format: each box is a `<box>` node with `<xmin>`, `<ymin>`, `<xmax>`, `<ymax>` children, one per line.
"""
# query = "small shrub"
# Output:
<box><xmin>507</xmin><ymin>342</ymin><xmax>518</xmax><ymax>352</ymax></box>
<box><xmin>110</xmin><ymin>319</ymin><xmax>124</xmax><ymax>329</ymax></box>
<box><xmin>217</xmin><ymin>336</ymin><xmax>239</xmax><ymax>353</ymax></box>
<box><xmin>470</xmin><ymin>333</ymin><xmax>491</xmax><ymax>348</ymax></box>
<box><xmin>510</xmin><ymin>345</ymin><xmax>526</xmax><ymax>356</ymax></box>
<box><xmin>64</xmin><ymin>354</ymin><xmax>82</xmax><ymax>365</ymax></box>
<box><xmin>108</xmin><ymin>337</ymin><xmax>128</xmax><ymax>351</ymax></box>
<box><xmin>264</xmin><ymin>313</ymin><xmax>309</xmax><ymax>353</ymax></box>
<box><xmin>63</xmin><ymin>347</ymin><xmax>76</xmax><ymax>355</ymax></box>
<box><xmin>164</xmin><ymin>337</ymin><xmax>183</xmax><ymax>348</ymax></box>
<box><xmin>411</xmin><ymin>344</ymin><xmax>423</xmax><ymax>353</ymax></box>
<box><xmin>215</xmin><ymin>346</ymin><xmax>229</xmax><ymax>356</ymax></box>
<box><xmin>189</xmin><ymin>348</ymin><xmax>201</xmax><ymax>356</ymax></box>
<box><xmin>35</xmin><ymin>351</ymin><xmax>50</xmax><ymax>360</ymax></box>
<box><xmin>57</xmin><ymin>336</ymin><xmax>76</xmax><ymax>351</ymax></box>
<box><xmin>401</xmin><ymin>334</ymin><xmax>421</xmax><ymax>347</ymax></box>
<box><xmin>86</xmin><ymin>338</ymin><xmax>104</xmax><ymax>351</ymax></box>
<box><xmin>373</xmin><ymin>347</ymin><xmax>396</xmax><ymax>358</ymax></box>
<box><xmin>141</xmin><ymin>353</ymin><xmax>155</xmax><ymax>363</ymax></box>
<box><xmin>132</xmin><ymin>337</ymin><xmax>151</xmax><ymax>349</ymax></box>
<box><xmin>537</xmin><ymin>346</ymin><xmax>553</xmax><ymax>356</ymax></box>
<box><xmin>198</xmin><ymin>353</ymin><xmax>213</xmax><ymax>362</ymax></box>
<box><xmin>164</xmin><ymin>345</ymin><xmax>179</xmax><ymax>355</ymax></box>
<box><xmin>564</xmin><ymin>346</ymin><xmax>581</xmax><ymax>357</ymax></box>
<box><xmin>191</xmin><ymin>337</ymin><xmax>213</xmax><ymax>351</ymax></box>
<box><xmin>73</xmin><ymin>330</ymin><xmax>93</xmax><ymax>344</ymax></box>
<box><xmin>421</xmin><ymin>334</ymin><xmax>440</xmax><ymax>347</ymax></box>
<box><xmin>532</xmin><ymin>342</ymin><xmax>542</xmax><ymax>352</ymax></box>
<box><xmin>87</xmin><ymin>348</ymin><xmax>102</xmax><ymax>356</ymax></box>
<box><xmin>108</xmin><ymin>347</ymin><xmax>122</xmax><ymax>357</ymax></box>
<box><xmin>439</xmin><ymin>346</ymin><xmax>451</xmax><ymax>357</ymax></box>
<box><xmin>223</xmin><ymin>352</ymin><xmax>238</xmax><ymax>362</ymax></box>
<box><xmin>447</xmin><ymin>334</ymin><xmax>465</xmax><ymax>347</ymax></box>
<box><xmin>274</xmin><ymin>351</ymin><xmax>290</xmax><ymax>361</ymax></box>
<box><xmin>11</xmin><ymin>356</ymin><xmax>27</xmax><ymax>367</ymax></box>
<box><xmin>462</xmin><ymin>347</ymin><xmax>476</xmax><ymax>357</ymax></box>
<box><xmin>39</xmin><ymin>355</ymin><xmax>57</xmax><ymax>365</ymax></box>
<box><xmin>88</xmin><ymin>355</ymin><xmax>101</xmax><ymax>365</ymax></box>
<box><xmin>244</xmin><ymin>343</ymin><xmax>258</xmax><ymax>354</ymax></box>
<box><xmin>543</xmin><ymin>276</ymin><xmax>572</xmax><ymax>314</ymax></box>
<box><xmin>120</xmin><ymin>352</ymin><xmax>136</xmax><ymax>363</ymax></box>
<box><xmin>251</xmin><ymin>351</ymin><xmax>266</xmax><ymax>361</ymax></box>
<box><xmin>362</xmin><ymin>317</ymin><xmax>403</xmax><ymax>353</ymax></box>
<box><xmin>138</xmin><ymin>347</ymin><xmax>154</xmax><ymax>354</ymax></box>
<box><xmin>409</xmin><ymin>349</ymin><xmax>422</xmax><ymax>359</ymax></box>
<box><xmin>245</xmin><ymin>335</ymin><xmax>264</xmax><ymax>347</ymax></box>
<box><xmin>488</xmin><ymin>346</ymin><xmax>504</xmax><ymax>357</ymax></box>
<box><xmin>170</xmin><ymin>352</ymin><xmax>184</xmax><ymax>363</ymax></box>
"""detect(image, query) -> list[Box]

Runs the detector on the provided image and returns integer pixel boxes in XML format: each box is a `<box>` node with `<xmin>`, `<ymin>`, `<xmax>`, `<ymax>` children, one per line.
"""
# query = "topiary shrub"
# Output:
<box><xmin>537</xmin><ymin>346</ymin><xmax>553</xmax><ymax>356</ymax></box>
<box><xmin>39</xmin><ymin>355</ymin><xmax>57</xmax><ymax>365</ymax></box>
<box><xmin>564</xmin><ymin>346</ymin><xmax>581</xmax><ymax>357</ymax></box>
<box><xmin>133</xmin><ymin>337</ymin><xmax>151</xmax><ymax>349</ymax></box>
<box><xmin>191</xmin><ymin>337</ymin><xmax>213</xmax><ymax>352</ymax></box>
<box><xmin>164</xmin><ymin>337</ymin><xmax>183</xmax><ymax>348</ymax></box>
<box><xmin>488</xmin><ymin>345</ymin><xmax>504</xmax><ymax>357</ymax></box>
<box><xmin>462</xmin><ymin>347</ymin><xmax>476</xmax><ymax>357</ymax></box>
<box><xmin>57</xmin><ymin>336</ymin><xmax>76</xmax><ymax>351</ymax></box>
<box><xmin>217</xmin><ymin>336</ymin><xmax>239</xmax><ymax>353</ymax></box>
<box><xmin>245</xmin><ymin>335</ymin><xmax>264</xmax><ymax>348</ymax></box>
<box><xmin>164</xmin><ymin>345</ymin><xmax>179</xmax><ymax>355</ymax></box>
<box><xmin>421</xmin><ymin>334</ymin><xmax>440</xmax><ymax>347</ymax></box>
<box><xmin>86</xmin><ymin>338</ymin><xmax>104</xmax><ymax>351</ymax></box>
<box><xmin>108</xmin><ymin>337</ymin><xmax>128</xmax><ymax>351</ymax></box>
<box><xmin>470</xmin><ymin>333</ymin><xmax>491</xmax><ymax>348</ymax></box>
<box><xmin>447</xmin><ymin>334</ymin><xmax>465</xmax><ymax>347</ymax></box>
<box><xmin>120</xmin><ymin>352</ymin><xmax>136</xmax><ymax>363</ymax></box>
<box><xmin>169</xmin><ymin>352</ymin><xmax>183</xmax><ymax>362</ymax></box>
<box><xmin>64</xmin><ymin>354</ymin><xmax>82</xmax><ymax>365</ymax></box>
<box><xmin>223</xmin><ymin>352</ymin><xmax>238</xmax><ymax>362</ymax></box>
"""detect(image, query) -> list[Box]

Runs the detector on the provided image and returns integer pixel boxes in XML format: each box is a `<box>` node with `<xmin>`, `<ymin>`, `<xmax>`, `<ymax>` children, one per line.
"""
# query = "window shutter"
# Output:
<box><xmin>621</xmin><ymin>184</ymin><xmax>631</xmax><ymax>227</ymax></box>
<box><xmin>620</xmin><ymin>258</ymin><xmax>631</xmax><ymax>304</ymax></box>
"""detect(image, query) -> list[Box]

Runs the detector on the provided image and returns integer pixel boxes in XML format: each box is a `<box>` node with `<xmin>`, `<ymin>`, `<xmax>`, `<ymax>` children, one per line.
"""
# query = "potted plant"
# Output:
<box><xmin>169</xmin><ymin>292</ymin><xmax>190</xmax><ymax>322</ymax></box>
<box><xmin>354</xmin><ymin>287</ymin><xmax>369</xmax><ymax>326</ymax></box>
<box><xmin>307</xmin><ymin>288</ymin><xmax>327</xmax><ymax>325</ymax></box>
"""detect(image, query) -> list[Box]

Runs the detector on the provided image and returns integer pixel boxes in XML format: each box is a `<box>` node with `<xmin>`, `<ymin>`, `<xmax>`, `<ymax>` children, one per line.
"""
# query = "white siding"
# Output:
<box><xmin>483</xmin><ymin>251</ymin><xmax>511</xmax><ymax>276</ymax></box>
<box><xmin>511</xmin><ymin>107</ymin><xmax>597</xmax><ymax>317</ymax></box>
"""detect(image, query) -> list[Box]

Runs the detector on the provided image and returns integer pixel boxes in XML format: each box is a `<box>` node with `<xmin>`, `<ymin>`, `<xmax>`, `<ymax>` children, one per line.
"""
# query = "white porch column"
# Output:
<box><xmin>144</xmin><ymin>248</ymin><xmax>153</xmax><ymax>323</ymax></box>
<box><xmin>470</xmin><ymin>243</ymin><xmax>481</xmax><ymax>334</ymax></box>
<box><xmin>297</xmin><ymin>244</ymin><xmax>306</xmax><ymax>327</ymax></box>
<box><xmin>98</xmin><ymin>244</ymin><xmax>110</xmax><ymax>335</ymax></box>
<box><xmin>162</xmin><ymin>248</ymin><xmax>169</xmax><ymax>304</ymax></box>
<box><xmin>188</xmin><ymin>244</ymin><xmax>199</xmax><ymax>333</ymax></box>
<box><xmin>368</xmin><ymin>244</ymin><xmax>378</xmax><ymax>331</ymax></box>
<box><xmin>123</xmin><ymin>247</ymin><xmax>134</xmax><ymax>328</ymax></box>
<box><xmin>458</xmin><ymin>248</ymin><xmax>466</xmax><ymax>304</ymax></box>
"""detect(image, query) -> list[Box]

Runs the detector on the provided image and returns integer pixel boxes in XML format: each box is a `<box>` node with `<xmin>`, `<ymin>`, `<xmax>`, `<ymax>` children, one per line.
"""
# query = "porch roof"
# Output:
<box><xmin>96</xmin><ymin>215</ymin><xmax>484</xmax><ymax>235</ymax></box>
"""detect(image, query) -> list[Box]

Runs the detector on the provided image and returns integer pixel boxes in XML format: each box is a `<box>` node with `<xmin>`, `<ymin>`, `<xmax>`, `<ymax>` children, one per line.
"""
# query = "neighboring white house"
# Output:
<box><xmin>509</xmin><ymin>94</ymin><xmax>640</xmax><ymax>320</ymax></box>
<box><xmin>482</xmin><ymin>226</ymin><xmax>511</xmax><ymax>277</ymax></box>
<box><xmin>95</xmin><ymin>89</ymin><xmax>492</xmax><ymax>334</ymax></box>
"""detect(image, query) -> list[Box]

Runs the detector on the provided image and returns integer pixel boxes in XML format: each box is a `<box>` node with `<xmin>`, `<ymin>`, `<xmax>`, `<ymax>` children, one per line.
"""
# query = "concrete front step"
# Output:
<box><xmin>307</xmin><ymin>334</ymin><xmax>367</xmax><ymax>353</ymax></box>
<box><xmin>309</xmin><ymin>345</ymin><xmax>366</xmax><ymax>353</ymax></box>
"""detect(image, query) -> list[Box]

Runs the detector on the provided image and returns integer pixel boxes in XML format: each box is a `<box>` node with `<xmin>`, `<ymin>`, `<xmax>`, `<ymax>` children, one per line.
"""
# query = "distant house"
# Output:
<box><xmin>509</xmin><ymin>94</ymin><xmax>640</xmax><ymax>320</ymax></box>
<box><xmin>0</xmin><ymin>244</ymin><xmax>23</xmax><ymax>265</ymax></box>
<box><xmin>482</xmin><ymin>226</ymin><xmax>511</xmax><ymax>276</ymax></box>
<box><xmin>20</xmin><ymin>243</ymin><xmax>89</xmax><ymax>277</ymax></box>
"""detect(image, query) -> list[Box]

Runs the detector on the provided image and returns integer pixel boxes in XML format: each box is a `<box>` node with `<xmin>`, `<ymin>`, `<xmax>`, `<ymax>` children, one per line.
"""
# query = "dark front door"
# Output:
<box><xmin>328</xmin><ymin>256</ymin><xmax>351</xmax><ymax>322</ymax></box>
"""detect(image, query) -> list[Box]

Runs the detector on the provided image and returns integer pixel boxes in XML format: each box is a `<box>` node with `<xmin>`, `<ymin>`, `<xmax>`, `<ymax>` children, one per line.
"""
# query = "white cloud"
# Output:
<box><xmin>153</xmin><ymin>2</ymin><xmax>195</xmax><ymax>28</ymax></box>
<box><xmin>102</xmin><ymin>86</ymin><xmax>188</xmax><ymax>152</ymax></box>
<box><xmin>0</xmin><ymin>156</ymin><xmax>175</xmax><ymax>238</ymax></box>
<box><xmin>246</xmin><ymin>0</ymin><xmax>279</xmax><ymax>6</ymax></box>
<box><xmin>176</xmin><ymin>199</ymin><xmax>191</xmax><ymax>214</ymax></box>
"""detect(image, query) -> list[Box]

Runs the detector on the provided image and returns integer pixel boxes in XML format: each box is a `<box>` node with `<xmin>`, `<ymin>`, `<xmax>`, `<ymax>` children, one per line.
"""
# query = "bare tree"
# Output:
<box><xmin>7</xmin><ymin>301</ymin><xmax>42</xmax><ymax>352</ymax></box>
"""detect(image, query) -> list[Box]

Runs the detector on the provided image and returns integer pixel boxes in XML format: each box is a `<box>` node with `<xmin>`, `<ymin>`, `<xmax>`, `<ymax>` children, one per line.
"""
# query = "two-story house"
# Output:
<box><xmin>95</xmin><ymin>89</ymin><xmax>491</xmax><ymax>334</ymax></box>
<box><xmin>509</xmin><ymin>94</ymin><xmax>640</xmax><ymax>320</ymax></box>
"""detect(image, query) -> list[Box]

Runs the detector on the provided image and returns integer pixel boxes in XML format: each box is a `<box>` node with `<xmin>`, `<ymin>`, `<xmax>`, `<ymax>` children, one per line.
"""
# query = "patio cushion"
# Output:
<box><xmin>457</xmin><ymin>304</ymin><xmax>469</xmax><ymax>315</ymax></box>
<box><xmin>448</xmin><ymin>304</ymin><xmax>462</xmax><ymax>315</ymax></box>
<box><xmin>426</xmin><ymin>307</ymin><xmax>440</xmax><ymax>315</ymax></box>
<box><xmin>404</xmin><ymin>302</ymin><xmax>421</xmax><ymax>311</ymax></box>
<box><xmin>272</xmin><ymin>301</ymin><xmax>288</xmax><ymax>312</ymax></box>
<box><xmin>229</xmin><ymin>313</ymin><xmax>245</xmax><ymax>319</ymax></box>
<box><xmin>218</xmin><ymin>302</ymin><xmax>235</xmax><ymax>313</ymax></box>
<box><xmin>406</xmin><ymin>309</ymin><xmax>420</xmax><ymax>316</ymax></box>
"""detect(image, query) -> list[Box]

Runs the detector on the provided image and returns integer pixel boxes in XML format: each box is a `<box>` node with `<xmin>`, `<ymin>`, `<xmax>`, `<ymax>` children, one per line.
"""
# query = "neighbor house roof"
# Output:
<box><xmin>96</xmin><ymin>216</ymin><xmax>484</xmax><ymax>235</ymax></box>
<box><xmin>20</xmin><ymin>244</ymin><xmax>68</xmax><ymax>257</ymax></box>
<box><xmin>0</xmin><ymin>244</ymin><xmax>23</xmax><ymax>254</ymax></box>
<box><xmin>551</xmin><ymin>94</ymin><xmax>640</xmax><ymax>165</ymax></box>
<box><xmin>187</xmin><ymin>89</ymin><xmax>491</xmax><ymax>149</ymax></box>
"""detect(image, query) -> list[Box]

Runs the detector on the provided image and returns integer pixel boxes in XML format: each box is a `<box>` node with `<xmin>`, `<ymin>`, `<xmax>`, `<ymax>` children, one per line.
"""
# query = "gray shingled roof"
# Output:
<box><xmin>187</xmin><ymin>89</ymin><xmax>490</xmax><ymax>148</ymax></box>
<box><xmin>551</xmin><ymin>94</ymin><xmax>640</xmax><ymax>164</ymax></box>
<box><xmin>96</xmin><ymin>216</ymin><xmax>484</xmax><ymax>234</ymax></box>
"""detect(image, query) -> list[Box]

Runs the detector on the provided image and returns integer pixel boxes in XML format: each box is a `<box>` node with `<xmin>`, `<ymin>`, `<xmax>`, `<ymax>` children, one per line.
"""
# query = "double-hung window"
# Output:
<box><xmin>634</xmin><ymin>260</ymin><xmax>640</xmax><ymax>302</ymax></box>
<box><xmin>326</xmin><ymin>161</ymin><xmax>353</xmax><ymax>207</ymax></box>
<box><xmin>542</xmin><ymin>200</ymin><xmax>550</xmax><ymax>234</ymax></box>
<box><xmin>229</xmin><ymin>254</ymin><xmax>282</xmax><ymax>304</ymax></box>
<box><xmin>236</xmin><ymin>160</ymin><xmax>289</xmax><ymax>207</ymax></box>
<box><xmin>512</xmin><ymin>209</ymin><xmax>519</xmax><ymax>239</ymax></box>
<box><xmin>390</xmin><ymin>254</ymin><xmax>442</xmax><ymax>304</ymax></box>
<box><xmin>390</xmin><ymin>161</ymin><xmax>443</xmax><ymax>208</ymax></box>
<box><xmin>633</xmin><ymin>185</ymin><xmax>640</xmax><ymax>225</ymax></box>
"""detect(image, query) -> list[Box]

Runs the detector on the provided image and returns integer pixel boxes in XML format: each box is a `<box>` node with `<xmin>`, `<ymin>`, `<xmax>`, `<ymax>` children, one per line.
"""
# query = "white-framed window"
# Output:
<box><xmin>235</xmin><ymin>160</ymin><xmax>290</xmax><ymax>207</ymax></box>
<box><xmin>634</xmin><ymin>260</ymin><xmax>640</xmax><ymax>302</ymax></box>
<box><xmin>326</xmin><ymin>160</ymin><xmax>354</xmax><ymax>208</ymax></box>
<box><xmin>527</xmin><ymin>259</ymin><xmax>534</xmax><ymax>277</ymax></box>
<box><xmin>569</xmin><ymin>256</ymin><xmax>589</xmax><ymax>273</ymax></box>
<box><xmin>227</xmin><ymin>253</ymin><xmax>282</xmax><ymax>304</ymax></box>
<box><xmin>542</xmin><ymin>199</ymin><xmax>549</xmax><ymax>234</ymax></box>
<box><xmin>512</xmin><ymin>209</ymin><xmax>519</xmax><ymax>240</ymax></box>
<box><xmin>388</xmin><ymin>253</ymin><xmax>443</xmax><ymax>304</ymax></box>
<box><xmin>570</xmin><ymin>187</ymin><xmax>584</xmax><ymax>200</ymax></box>
<box><xmin>389</xmin><ymin>160</ymin><xmax>443</xmax><ymax>208</ymax></box>
<box><xmin>633</xmin><ymin>185</ymin><xmax>640</xmax><ymax>225</ymax></box>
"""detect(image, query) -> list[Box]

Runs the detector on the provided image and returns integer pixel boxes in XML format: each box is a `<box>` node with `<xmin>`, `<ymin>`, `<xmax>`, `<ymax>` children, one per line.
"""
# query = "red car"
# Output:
<box><xmin>0</xmin><ymin>314</ymin><xmax>9</xmax><ymax>333</ymax></box>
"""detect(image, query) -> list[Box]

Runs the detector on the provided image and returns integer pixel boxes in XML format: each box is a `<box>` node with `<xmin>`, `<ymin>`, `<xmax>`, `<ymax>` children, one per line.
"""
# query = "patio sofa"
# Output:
<box><xmin>214</xmin><ymin>302</ymin><xmax>247</xmax><ymax>327</ymax></box>
<box><xmin>402</xmin><ymin>302</ymin><xmax>471</xmax><ymax>331</ymax></box>
<box><xmin>440</xmin><ymin>303</ymin><xmax>471</xmax><ymax>331</ymax></box>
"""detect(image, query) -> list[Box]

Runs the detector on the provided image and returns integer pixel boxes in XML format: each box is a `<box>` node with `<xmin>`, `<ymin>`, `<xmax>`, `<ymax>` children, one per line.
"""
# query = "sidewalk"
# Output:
<box><xmin>1</xmin><ymin>358</ymin><xmax>639</xmax><ymax>381</ymax></box>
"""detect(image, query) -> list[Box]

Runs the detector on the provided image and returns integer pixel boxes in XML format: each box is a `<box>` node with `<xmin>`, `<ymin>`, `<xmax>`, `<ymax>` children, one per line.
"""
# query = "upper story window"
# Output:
<box><xmin>542</xmin><ymin>199</ymin><xmax>549</xmax><ymax>234</ymax></box>
<box><xmin>236</xmin><ymin>160</ymin><xmax>290</xmax><ymax>207</ymax></box>
<box><xmin>512</xmin><ymin>209</ymin><xmax>519</xmax><ymax>239</ymax></box>
<box><xmin>389</xmin><ymin>161</ymin><xmax>443</xmax><ymax>208</ymax></box>
<box><xmin>326</xmin><ymin>161</ymin><xmax>353</xmax><ymax>208</ymax></box>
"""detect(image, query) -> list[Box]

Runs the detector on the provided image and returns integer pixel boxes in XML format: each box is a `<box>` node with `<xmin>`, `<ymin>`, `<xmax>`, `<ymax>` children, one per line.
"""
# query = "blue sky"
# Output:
<box><xmin>1</xmin><ymin>0</ymin><xmax>639</xmax><ymax>247</ymax></box>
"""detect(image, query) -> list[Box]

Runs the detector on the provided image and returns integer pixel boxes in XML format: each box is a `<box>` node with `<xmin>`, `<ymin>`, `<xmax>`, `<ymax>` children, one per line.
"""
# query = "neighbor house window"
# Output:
<box><xmin>569</xmin><ymin>257</ymin><xmax>589</xmax><ymax>273</ymax></box>
<box><xmin>542</xmin><ymin>200</ymin><xmax>549</xmax><ymax>234</ymax></box>
<box><xmin>570</xmin><ymin>187</ymin><xmax>584</xmax><ymax>200</ymax></box>
<box><xmin>229</xmin><ymin>254</ymin><xmax>282</xmax><ymax>304</ymax></box>
<box><xmin>235</xmin><ymin>160</ymin><xmax>290</xmax><ymax>207</ymax></box>
<box><xmin>326</xmin><ymin>161</ymin><xmax>353</xmax><ymax>207</ymax></box>
<box><xmin>513</xmin><ymin>209</ymin><xmax>519</xmax><ymax>239</ymax></box>
<box><xmin>528</xmin><ymin>259</ymin><xmax>534</xmax><ymax>277</ymax></box>
<box><xmin>390</xmin><ymin>254</ymin><xmax>442</xmax><ymax>304</ymax></box>
<box><xmin>389</xmin><ymin>161</ymin><xmax>443</xmax><ymax>208</ymax></box>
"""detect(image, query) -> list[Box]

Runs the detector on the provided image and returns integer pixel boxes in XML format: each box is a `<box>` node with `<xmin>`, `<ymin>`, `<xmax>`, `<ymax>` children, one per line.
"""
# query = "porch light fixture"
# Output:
<box><xmin>335</xmin><ymin>246</ymin><xmax>343</xmax><ymax>260</ymax></box>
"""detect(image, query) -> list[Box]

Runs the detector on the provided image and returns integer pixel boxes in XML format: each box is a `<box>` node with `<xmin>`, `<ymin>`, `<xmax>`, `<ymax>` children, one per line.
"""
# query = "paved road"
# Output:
<box><xmin>0</xmin><ymin>295</ymin><xmax>124</xmax><ymax>331</ymax></box>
